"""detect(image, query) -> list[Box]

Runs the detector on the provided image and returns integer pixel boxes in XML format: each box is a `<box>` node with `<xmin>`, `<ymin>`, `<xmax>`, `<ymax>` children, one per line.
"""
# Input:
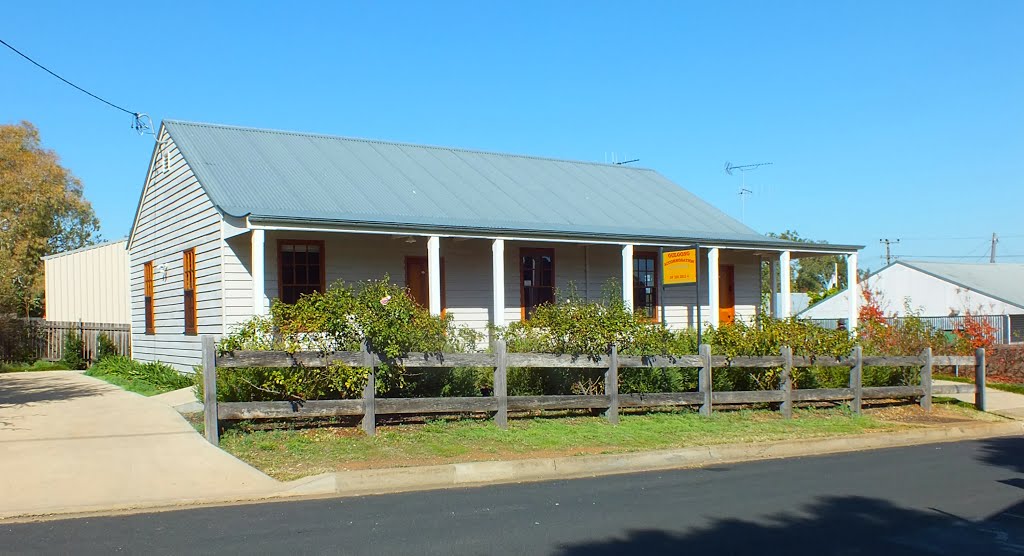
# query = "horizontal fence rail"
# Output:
<box><xmin>201</xmin><ymin>338</ymin><xmax>987</xmax><ymax>445</ymax></box>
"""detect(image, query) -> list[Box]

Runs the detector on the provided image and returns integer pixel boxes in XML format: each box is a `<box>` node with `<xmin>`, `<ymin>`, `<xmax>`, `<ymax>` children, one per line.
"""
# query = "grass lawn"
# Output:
<box><xmin>935</xmin><ymin>374</ymin><xmax>1024</xmax><ymax>396</ymax></box>
<box><xmin>83</xmin><ymin>370</ymin><xmax>182</xmax><ymax>396</ymax></box>
<box><xmin>0</xmin><ymin>360</ymin><xmax>69</xmax><ymax>373</ymax></box>
<box><xmin>219</xmin><ymin>407</ymin><xmax>930</xmax><ymax>481</ymax></box>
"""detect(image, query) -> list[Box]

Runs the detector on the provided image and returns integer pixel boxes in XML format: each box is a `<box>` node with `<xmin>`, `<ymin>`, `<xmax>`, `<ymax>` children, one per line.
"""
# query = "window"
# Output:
<box><xmin>278</xmin><ymin>240</ymin><xmax>325</xmax><ymax>304</ymax></box>
<box><xmin>183</xmin><ymin>249</ymin><xmax>197</xmax><ymax>335</ymax></box>
<box><xmin>520</xmin><ymin>248</ymin><xmax>555</xmax><ymax>320</ymax></box>
<box><xmin>144</xmin><ymin>261</ymin><xmax>155</xmax><ymax>334</ymax></box>
<box><xmin>633</xmin><ymin>252</ymin><xmax>659</xmax><ymax>320</ymax></box>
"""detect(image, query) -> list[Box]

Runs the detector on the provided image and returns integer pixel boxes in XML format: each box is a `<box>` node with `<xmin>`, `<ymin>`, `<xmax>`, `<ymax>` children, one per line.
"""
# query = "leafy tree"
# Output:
<box><xmin>760</xmin><ymin>230</ymin><xmax>852</xmax><ymax>305</ymax></box>
<box><xmin>0</xmin><ymin>121</ymin><xmax>99</xmax><ymax>316</ymax></box>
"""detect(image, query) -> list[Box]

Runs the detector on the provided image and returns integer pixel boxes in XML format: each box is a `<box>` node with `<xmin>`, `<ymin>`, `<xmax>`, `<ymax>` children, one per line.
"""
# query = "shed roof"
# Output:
<box><xmin>161</xmin><ymin>120</ymin><xmax>858</xmax><ymax>250</ymax></box>
<box><xmin>898</xmin><ymin>260</ymin><xmax>1024</xmax><ymax>309</ymax></box>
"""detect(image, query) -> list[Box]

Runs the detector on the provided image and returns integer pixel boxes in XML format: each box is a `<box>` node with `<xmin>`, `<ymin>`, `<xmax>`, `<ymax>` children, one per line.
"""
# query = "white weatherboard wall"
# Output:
<box><xmin>43</xmin><ymin>240</ymin><xmax>130</xmax><ymax>324</ymax></box>
<box><xmin>128</xmin><ymin>129</ymin><xmax>223</xmax><ymax>371</ymax></box>
<box><xmin>225</xmin><ymin>234</ymin><xmax>763</xmax><ymax>338</ymax></box>
<box><xmin>800</xmin><ymin>263</ymin><xmax>1024</xmax><ymax>319</ymax></box>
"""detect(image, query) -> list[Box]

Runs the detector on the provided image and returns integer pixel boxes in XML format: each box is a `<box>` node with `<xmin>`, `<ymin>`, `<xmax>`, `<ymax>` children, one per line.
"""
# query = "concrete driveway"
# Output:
<box><xmin>935</xmin><ymin>379</ymin><xmax>1024</xmax><ymax>420</ymax></box>
<box><xmin>0</xmin><ymin>371</ymin><xmax>280</xmax><ymax>519</ymax></box>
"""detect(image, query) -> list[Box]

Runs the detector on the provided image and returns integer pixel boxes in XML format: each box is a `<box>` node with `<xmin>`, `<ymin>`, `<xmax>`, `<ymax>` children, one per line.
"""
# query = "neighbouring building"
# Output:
<box><xmin>798</xmin><ymin>260</ymin><xmax>1024</xmax><ymax>343</ymax></box>
<box><xmin>43</xmin><ymin>238</ymin><xmax>130</xmax><ymax>324</ymax></box>
<box><xmin>128</xmin><ymin>120</ymin><xmax>861</xmax><ymax>370</ymax></box>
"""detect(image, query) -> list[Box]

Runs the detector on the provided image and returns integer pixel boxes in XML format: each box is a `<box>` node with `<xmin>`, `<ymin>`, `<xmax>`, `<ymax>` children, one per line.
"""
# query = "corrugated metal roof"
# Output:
<box><xmin>162</xmin><ymin>120</ymin><xmax>850</xmax><ymax>248</ymax></box>
<box><xmin>900</xmin><ymin>261</ymin><xmax>1024</xmax><ymax>309</ymax></box>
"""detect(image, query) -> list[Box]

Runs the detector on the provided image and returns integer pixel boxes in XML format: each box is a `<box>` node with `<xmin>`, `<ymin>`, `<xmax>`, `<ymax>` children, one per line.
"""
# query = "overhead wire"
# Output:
<box><xmin>0</xmin><ymin>37</ymin><xmax>151</xmax><ymax>133</ymax></box>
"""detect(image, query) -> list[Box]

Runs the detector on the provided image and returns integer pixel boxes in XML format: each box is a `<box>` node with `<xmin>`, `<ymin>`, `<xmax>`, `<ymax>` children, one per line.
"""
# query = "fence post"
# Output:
<box><xmin>79</xmin><ymin>320</ymin><xmax>85</xmax><ymax>364</ymax></box>
<box><xmin>920</xmin><ymin>347</ymin><xmax>932</xmax><ymax>411</ymax></box>
<box><xmin>975</xmin><ymin>347</ymin><xmax>986</xmax><ymax>412</ymax></box>
<box><xmin>780</xmin><ymin>346</ymin><xmax>793</xmax><ymax>419</ymax></box>
<box><xmin>201</xmin><ymin>336</ymin><xmax>219</xmax><ymax>445</ymax></box>
<box><xmin>362</xmin><ymin>341</ymin><xmax>376</xmax><ymax>437</ymax></box>
<box><xmin>850</xmin><ymin>345</ymin><xmax>863</xmax><ymax>415</ymax></box>
<box><xmin>605</xmin><ymin>343</ymin><xmax>619</xmax><ymax>425</ymax></box>
<box><xmin>699</xmin><ymin>344</ymin><xmax>712</xmax><ymax>416</ymax></box>
<box><xmin>494</xmin><ymin>340</ymin><xmax>508</xmax><ymax>429</ymax></box>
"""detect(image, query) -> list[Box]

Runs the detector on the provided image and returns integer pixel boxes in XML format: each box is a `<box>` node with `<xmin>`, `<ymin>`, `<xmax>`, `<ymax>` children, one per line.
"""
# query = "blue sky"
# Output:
<box><xmin>3</xmin><ymin>1</ymin><xmax>1021</xmax><ymax>271</ymax></box>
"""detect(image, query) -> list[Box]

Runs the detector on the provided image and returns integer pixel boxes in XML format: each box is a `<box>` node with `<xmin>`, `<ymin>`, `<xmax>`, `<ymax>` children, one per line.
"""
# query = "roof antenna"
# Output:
<box><xmin>615</xmin><ymin>158</ymin><xmax>640</xmax><ymax>165</ymax></box>
<box><xmin>725</xmin><ymin>161</ymin><xmax>773</xmax><ymax>222</ymax></box>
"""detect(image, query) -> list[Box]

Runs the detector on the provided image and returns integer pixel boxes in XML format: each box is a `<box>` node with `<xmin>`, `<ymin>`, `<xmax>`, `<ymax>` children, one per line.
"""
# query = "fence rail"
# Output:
<box><xmin>0</xmin><ymin>319</ymin><xmax>131</xmax><ymax>364</ymax></box>
<box><xmin>201</xmin><ymin>337</ymin><xmax>987</xmax><ymax>445</ymax></box>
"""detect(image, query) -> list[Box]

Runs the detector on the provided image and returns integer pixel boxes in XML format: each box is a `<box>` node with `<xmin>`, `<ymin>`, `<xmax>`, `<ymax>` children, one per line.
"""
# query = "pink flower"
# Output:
<box><xmin>380</xmin><ymin>295</ymin><xmax>392</xmax><ymax>306</ymax></box>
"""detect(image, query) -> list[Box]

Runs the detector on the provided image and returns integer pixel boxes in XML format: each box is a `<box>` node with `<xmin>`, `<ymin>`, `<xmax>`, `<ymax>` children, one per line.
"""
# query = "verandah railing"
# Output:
<box><xmin>199</xmin><ymin>337</ymin><xmax>987</xmax><ymax>445</ymax></box>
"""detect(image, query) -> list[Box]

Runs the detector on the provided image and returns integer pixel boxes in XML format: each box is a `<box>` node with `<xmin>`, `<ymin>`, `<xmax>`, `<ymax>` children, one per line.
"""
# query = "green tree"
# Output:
<box><xmin>0</xmin><ymin>121</ymin><xmax>99</xmax><ymax>316</ymax></box>
<box><xmin>760</xmin><ymin>230</ymin><xmax>848</xmax><ymax>301</ymax></box>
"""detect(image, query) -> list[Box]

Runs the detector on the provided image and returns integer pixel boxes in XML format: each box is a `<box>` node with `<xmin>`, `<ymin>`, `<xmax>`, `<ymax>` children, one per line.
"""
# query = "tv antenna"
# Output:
<box><xmin>724</xmin><ymin>161</ymin><xmax>773</xmax><ymax>222</ymax></box>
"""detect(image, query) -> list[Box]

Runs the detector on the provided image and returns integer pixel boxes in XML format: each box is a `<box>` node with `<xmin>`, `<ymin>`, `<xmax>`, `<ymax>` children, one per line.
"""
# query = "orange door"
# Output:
<box><xmin>405</xmin><ymin>257</ymin><xmax>429</xmax><ymax>307</ymax></box>
<box><xmin>404</xmin><ymin>256</ymin><xmax>446</xmax><ymax>310</ymax></box>
<box><xmin>719</xmin><ymin>264</ymin><xmax>735</xmax><ymax>324</ymax></box>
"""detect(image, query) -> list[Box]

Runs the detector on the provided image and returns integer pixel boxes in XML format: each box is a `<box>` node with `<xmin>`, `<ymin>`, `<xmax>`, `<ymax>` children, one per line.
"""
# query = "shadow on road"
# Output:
<box><xmin>554</xmin><ymin>495</ymin><xmax>1024</xmax><ymax>555</ymax></box>
<box><xmin>0</xmin><ymin>373</ymin><xmax>108</xmax><ymax>408</ymax></box>
<box><xmin>978</xmin><ymin>436</ymin><xmax>1024</xmax><ymax>474</ymax></box>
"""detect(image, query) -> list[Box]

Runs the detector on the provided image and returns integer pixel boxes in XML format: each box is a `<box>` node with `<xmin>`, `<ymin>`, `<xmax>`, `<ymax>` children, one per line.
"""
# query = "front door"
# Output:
<box><xmin>405</xmin><ymin>256</ymin><xmax>445</xmax><ymax>310</ymax></box>
<box><xmin>719</xmin><ymin>264</ymin><xmax>736</xmax><ymax>324</ymax></box>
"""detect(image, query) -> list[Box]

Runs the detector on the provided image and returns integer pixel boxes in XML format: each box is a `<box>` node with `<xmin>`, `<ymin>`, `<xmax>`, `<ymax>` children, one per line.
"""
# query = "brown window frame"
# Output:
<box><xmin>277</xmin><ymin>239</ymin><xmax>326</xmax><ymax>304</ymax></box>
<box><xmin>183</xmin><ymin>248</ymin><xmax>197</xmax><ymax>335</ymax></box>
<box><xmin>520</xmin><ymin>247</ymin><xmax>555</xmax><ymax>321</ymax></box>
<box><xmin>144</xmin><ymin>261</ymin><xmax>155</xmax><ymax>335</ymax></box>
<box><xmin>633</xmin><ymin>251</ymin><xmax>660</xmax><ymax>322</ymax></box>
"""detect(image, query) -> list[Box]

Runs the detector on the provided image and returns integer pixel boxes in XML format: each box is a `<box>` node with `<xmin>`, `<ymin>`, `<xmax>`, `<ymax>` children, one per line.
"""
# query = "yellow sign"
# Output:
<box><xmin>663</xmin><ymin>249</ymin><xmax>697</xmax><ymax>284</ymax></box>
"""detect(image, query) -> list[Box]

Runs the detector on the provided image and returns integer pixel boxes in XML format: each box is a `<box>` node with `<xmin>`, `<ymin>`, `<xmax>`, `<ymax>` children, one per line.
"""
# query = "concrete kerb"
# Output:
<box><xmin>281</xmin><ymin>419</ymin><xmax>1024</xmax><ymax>499</ymax></box>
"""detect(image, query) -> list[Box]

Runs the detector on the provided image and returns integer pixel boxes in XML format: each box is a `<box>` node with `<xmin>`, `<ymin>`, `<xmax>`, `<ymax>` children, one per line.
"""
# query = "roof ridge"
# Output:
<box><xmin>162</xmin><ymin>119</ymin><xmax>657</xmax><ymax>172</ymax></box>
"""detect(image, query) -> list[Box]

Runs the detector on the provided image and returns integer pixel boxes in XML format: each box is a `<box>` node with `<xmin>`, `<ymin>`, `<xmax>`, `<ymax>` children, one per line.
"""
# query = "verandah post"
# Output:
<box><xmin>850</xmin><ymin>345</ymin><xmax>863</xmax><ymax>415</ymax></box>
<box><xmin>201</xmin><ymin>335</ymin><xmax>219</xmax><ymax>445</ymax></box>
<box><xmin>975</xmin><ymin>347</ymin><xmax>986</xmax><ymax>411</ymax></box>
<box><xmin>780</xmin><ymin>346</ymin><xmax>793</xmax><ymax>419</ymax></box>
<box><xmin>362</xmin><ymin>341</ymin><xmax>376</xmax><ymax>436</ymax></box>
<box><xmin>699</xmin><ymin>343</ymin><xmax>712</xmax><ymax>416</ymax></box>
<box><xmin>920</xmin><ymin>347</ymin><xmax>933</xmax><ymax>411</ymax></box>
<box><xmin>605</xmin><ymin>344</ymin><xmax>619</xmax><ymax>424</ymax></box>
<box><xmin>494</xmin><ymin>340</ymin><xmax>508</xmax><ymax>429</ymax></box>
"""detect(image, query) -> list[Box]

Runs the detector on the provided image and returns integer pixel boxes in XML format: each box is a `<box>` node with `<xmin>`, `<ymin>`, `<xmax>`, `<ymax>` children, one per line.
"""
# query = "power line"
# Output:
<box><xmin>0</xmin><ymin>37</ymin><xmax>142</xmax><ymax>121</ymax></box>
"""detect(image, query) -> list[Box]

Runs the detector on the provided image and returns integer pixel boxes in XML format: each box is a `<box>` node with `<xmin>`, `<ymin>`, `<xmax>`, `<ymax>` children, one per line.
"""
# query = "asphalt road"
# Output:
<box><xmin>4</xmin><ymin>437</ymin><xmax>1024</xmax><ymax>555</ymax></box>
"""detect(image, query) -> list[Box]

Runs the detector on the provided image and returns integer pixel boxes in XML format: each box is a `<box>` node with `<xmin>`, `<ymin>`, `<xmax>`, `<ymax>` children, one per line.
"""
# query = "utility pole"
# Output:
<box><xmin>991</xmin><ymin>232</ymin><xmax>998</xmax><ymax>263</ymax></box>
<box><xmin>879</xmin><ymin>238</ymin><xmax>900</xmax><ymax>265</ymax></box>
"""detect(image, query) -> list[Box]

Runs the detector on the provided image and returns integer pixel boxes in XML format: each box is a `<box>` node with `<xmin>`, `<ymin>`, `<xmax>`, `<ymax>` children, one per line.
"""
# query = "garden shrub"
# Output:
<box><xmin>214</xmin><ymin>278</ymin><xmax>484</xmax><ymax>402</ymax></box>
<box><xmin>96</xmin><ymin>332</ymin><xmax>119</xmax><ymax>362</ymax></box>
<box><xmin>88</xmin><ymin>355</ymin><xmax>191</xmax><ymax>390</ymax></box>
<box><xmin>61</xmin><ymin>331</ymin><xmax>86</xmax><ymax>370</ymax></box>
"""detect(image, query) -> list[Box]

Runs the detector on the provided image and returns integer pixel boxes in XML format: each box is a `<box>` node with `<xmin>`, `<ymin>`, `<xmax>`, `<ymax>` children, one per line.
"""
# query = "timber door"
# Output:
<box><xmin>404</xmin><ymin>257</ymin><xmax>445</xmax><ymax>310</ymax></box>
<box><xmin>719</xmin><ymin>264</ymin><xmax>736</xmax><ymax>324</ymax></box>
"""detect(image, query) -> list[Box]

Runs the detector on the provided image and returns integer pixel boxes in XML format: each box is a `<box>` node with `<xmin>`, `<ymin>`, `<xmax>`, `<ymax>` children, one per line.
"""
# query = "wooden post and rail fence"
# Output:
<box><xmin>200</xmin><ymin>336</ymin><xmax>988</xmax><ymax>446</ymax></box>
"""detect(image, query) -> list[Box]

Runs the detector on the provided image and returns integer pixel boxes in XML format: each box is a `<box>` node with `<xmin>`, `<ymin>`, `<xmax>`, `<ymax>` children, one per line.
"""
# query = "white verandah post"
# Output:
<box><xmin>492</xmin><ymin>239</ymin><xmax>505</xmax><ymax>330</ymax></box>
<box><xmin>251</xmin><ymin>229</ymin><xmax>267</xmax><ymax>316</ymax></box>
<box><xmin>847</xmin><ymin>252</ymin><xmax>858</xmax><ymax>334</ymax></box>
<box><xmin>427</xmin><ymin>236</ymin><xmax>441</xmax><ymax>316</ymax></box>
<box><xmin>779</xmin><ymin>250</ymin><xmax>792</xmax><ymax>318</ymax></box>
<box><xmin>621</xmin><ymin>244</ymin><xmax>634</xmax><ymax>311</ymax></box>
<box><xmin>708</xmin><ymin>247</ymin><xmax>720</xmax><ymax>328</ymax></box>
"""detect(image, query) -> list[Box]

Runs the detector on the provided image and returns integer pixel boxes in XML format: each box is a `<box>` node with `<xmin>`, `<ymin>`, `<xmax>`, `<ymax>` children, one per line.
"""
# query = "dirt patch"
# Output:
<box><xmin>865</xmin><ymin>403</ymin><xmax>978</xmax><ymax>425</ymax></box>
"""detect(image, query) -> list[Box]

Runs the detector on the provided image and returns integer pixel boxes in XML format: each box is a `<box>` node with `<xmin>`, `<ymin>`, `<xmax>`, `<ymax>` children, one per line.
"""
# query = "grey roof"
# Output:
<box><xmin>898</xmin><ymin>260</ymin><xmax>1024</xmax><ymax>309</ymax></box>
<box><xmin>162</xmin><ymin>120</ymin><xmax>856</xmax><ymax>249</ymax></box>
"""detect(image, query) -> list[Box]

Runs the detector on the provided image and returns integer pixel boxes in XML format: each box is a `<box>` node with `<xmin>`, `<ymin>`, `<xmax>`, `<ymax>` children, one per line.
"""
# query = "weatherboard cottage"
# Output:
<box><xmin>128</xmin><ymin>121</ymin><xmax>861</xmax><ymax>370</ymax></box>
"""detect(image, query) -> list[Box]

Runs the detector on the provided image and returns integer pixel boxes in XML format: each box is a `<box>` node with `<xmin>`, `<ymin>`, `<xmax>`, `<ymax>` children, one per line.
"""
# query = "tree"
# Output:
<box><xmin>0</xmin><ymin>121</ymin><xmax>99</xmax><ymax>316</ymax></box>
<box><xmin>760</xmin><ymin>230</ymin><xmax>850</xmax><ymax>304</ymax></box>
